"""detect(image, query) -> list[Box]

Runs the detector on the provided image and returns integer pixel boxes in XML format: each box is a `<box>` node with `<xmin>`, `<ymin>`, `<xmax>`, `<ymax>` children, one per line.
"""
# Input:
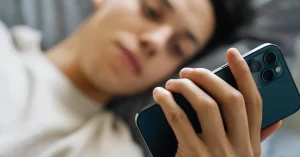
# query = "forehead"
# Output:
<box><xmin>168</xmin><ymin>0</ymin><xmax>215</xmax><ymax>47</ymax></box>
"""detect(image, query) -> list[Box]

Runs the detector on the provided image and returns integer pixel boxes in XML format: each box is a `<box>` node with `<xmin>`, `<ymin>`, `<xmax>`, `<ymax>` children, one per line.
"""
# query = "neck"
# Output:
<box><xmin>46</xmin><ymin>29</ymin><xmax>112</xmax><ymax>105</ymax></box>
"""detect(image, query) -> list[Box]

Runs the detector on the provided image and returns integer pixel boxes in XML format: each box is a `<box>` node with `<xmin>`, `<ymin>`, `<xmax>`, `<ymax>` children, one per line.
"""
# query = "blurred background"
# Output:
<box><xmin>1</xmin><ymin>0</ymin><xmax>300</xmax><ymax>156</ymax></box>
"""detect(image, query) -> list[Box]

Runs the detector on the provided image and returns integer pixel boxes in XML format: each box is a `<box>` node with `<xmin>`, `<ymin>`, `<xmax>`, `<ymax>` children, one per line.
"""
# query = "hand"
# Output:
<box><xmin>153</xmin><ymin>48</ymin><xmax>282</xmax><ymax>157</ymax></box>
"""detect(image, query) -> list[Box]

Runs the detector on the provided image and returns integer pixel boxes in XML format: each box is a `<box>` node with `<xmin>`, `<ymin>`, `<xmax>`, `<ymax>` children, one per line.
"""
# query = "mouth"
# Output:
<box><xmin>117</xmin><ymin>42</ymin><xmax>142</xmax><ymax>75</ymax></box>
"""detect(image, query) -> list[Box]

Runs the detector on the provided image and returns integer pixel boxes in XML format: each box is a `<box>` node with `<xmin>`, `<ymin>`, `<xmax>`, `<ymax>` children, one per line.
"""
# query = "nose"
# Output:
<box><xmin>139</xmin><ymin>25</ymin><xmax>173</xmax><ymax>58</ymax></box>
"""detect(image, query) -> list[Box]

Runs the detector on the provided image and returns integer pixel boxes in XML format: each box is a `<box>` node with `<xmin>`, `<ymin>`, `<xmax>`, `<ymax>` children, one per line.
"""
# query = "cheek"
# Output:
<box><xmin>117</xmin><ymin>58</ymin><xmax>180</xmax><ymax>95</ymax></box>
<box><xmin>144</xmin><ymin>57</ymin><xmax>181</xmax><ymax>84</ymax></box>
<box><xmin>80</xmin><ymin>54</ymin><xmax>103</xmax><ymax>84</ymax></box>
<box><xmin>80</xmin><ymin>55</ymin><xmax>125</xmax><ymax>94</ymax></box>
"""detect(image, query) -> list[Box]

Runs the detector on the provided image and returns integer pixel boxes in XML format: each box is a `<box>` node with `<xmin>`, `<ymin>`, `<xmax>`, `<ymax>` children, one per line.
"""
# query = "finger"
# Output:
<box><xmin>152</xmin><ymin>87</ymin><xmax>206</xmax><ymax>152</ymax></box>
<box><xmin>165</xmin><ymin>79</ymin><xmax>231</xmax><ymax>156</ymax></box>
<box><xmin>261</xmin><ymin>121</ymin><xmax>282</xmax><ymax>141</ymax></box>
<box><xmin>179</xmin><ymin>68</ymin><xmax>252</xmax><ymax>152</ymax></box>
<box><xmin>227</xmin><ymin>48</ymin><xmax>263</xmax><ymax>154</ymax></box>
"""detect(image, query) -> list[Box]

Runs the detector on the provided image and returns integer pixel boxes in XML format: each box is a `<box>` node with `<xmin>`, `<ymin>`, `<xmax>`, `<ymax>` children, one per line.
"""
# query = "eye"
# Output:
<box><xmin>142</xmin><ymin>3</ymin><xmax>161</xmax><ymax>21</ymax></box>
<box><xmin>171</xmin><ymin>42</ymin><xmax>184</xmax><ymax>57</ymax></box>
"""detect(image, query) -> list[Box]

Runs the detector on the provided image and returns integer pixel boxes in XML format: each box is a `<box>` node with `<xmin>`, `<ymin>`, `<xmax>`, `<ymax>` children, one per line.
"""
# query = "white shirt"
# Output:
<box><xmin>0</xmin><ymin>21</ymin><xmax>143</xmax><ymax>157</ymax></box>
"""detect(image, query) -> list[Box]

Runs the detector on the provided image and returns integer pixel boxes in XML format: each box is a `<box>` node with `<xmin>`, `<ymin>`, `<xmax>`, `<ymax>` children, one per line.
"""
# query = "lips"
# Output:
<box><xmin>117</xmin><ymin>42</ymin><xmax>142</xmax><ymax>75</ymax></box>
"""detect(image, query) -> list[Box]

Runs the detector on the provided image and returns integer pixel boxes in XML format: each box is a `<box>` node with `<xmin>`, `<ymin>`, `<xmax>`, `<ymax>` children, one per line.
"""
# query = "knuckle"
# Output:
<box><xmin>193</xmin><ymin>68</ymin><xmax>212</xmax><ymax>78</ymax></box>
<box><xmin>200</xmin><ymin>99</ymin><xmax>219</xmax><ymax>113</ymax></box>
<box><xmin>169</xmin><ymin>79</ymin><xmax>191</xmax><ymax>91</ymax></box>
<box><xmin>247</xmin><ymin>93</ymin><xmax>263</xmax><ymax>111</ymax></box>
<box><xmin>254</xmin><ymin>94</ymin><xmax>263</xmax><ymax>107</ymax></box>
<box><xmin>168</xmin><ymin>109</ymin><xmax>186</xmax><ymax>125</ymax></box>
<box><xmin>177</xmin><ymin>78</ymin><xmax>192</xmax><ymax>88</ymax></box>
<box><xmin>227</xmin><ymin>90</ymin><xmax>244</xmax><ymax>105</ymax></box>
<box><xmin>251</xmin><ymin>96</ymin><xmax>263</xmax><ymax>113</ymax></box>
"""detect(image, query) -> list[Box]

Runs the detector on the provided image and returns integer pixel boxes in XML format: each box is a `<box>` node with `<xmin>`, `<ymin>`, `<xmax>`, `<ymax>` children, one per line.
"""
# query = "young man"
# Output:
<box><xmin>0</xmin><ymin>0</ymin><xmax>281</xmax><ymax>156</ymax></box>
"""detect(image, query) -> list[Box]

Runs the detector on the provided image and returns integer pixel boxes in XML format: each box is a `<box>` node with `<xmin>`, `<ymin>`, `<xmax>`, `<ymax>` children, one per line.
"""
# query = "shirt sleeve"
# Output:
<box><xmin>0</xmin><ymin>20</ymin><xmax>19</xmax><ymax>61</ymax></box>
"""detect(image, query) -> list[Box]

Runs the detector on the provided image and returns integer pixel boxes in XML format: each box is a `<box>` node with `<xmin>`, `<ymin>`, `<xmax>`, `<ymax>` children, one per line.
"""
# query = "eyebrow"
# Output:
<box><xmin>162</xmin><ymin>0</ymin><xmax>174</xmax><ymax>10</ymax></box>
<box><xmin>162</xmin><ymin>0</ymin><xmax>200</xmax><ymax>46</ymax></box>
<box><xmin>186</xmin><ymin>31</ymin><xmax>200</xmax><ymax>46</ymax></box>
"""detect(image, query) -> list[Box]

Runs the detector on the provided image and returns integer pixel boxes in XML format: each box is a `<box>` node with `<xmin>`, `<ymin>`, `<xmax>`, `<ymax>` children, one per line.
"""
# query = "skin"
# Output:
<box><xmin>153</xmin><ymin>49</ymin><xmax>282</xmax><ymax>157</ymax></box>
<box><xmin>46</xmin><ymin>0</ymin><xmax>215</xmax><ymax>103</ymax></box>
<box><xmin>45</xmin><ymin>0</ymin><xmax>281</xmax><ymax>156</ymax></box>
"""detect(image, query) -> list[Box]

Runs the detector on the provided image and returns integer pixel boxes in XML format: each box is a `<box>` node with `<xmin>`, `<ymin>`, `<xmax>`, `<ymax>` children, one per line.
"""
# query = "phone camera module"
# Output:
<box><xmin>262</xmin><ymin>69</ymin><xmax>275</xmax><ymax>82</ymax></box>
<box><xmin>249</xmin><ymin>60</ymin><xmax>262</xmax><ymax>72</ymax></box>
<box><xmin>264</xmin><ymin>52</ymin><xmax>277</xmax><ymax>64</ymax></box>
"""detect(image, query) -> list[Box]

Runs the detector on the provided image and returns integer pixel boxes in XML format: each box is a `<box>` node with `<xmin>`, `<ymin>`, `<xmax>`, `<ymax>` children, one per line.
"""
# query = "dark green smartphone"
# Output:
<box><xmin>135</xmin><ymin>44</ymin><xmax>300</xmax><ymax>157</ymax></box>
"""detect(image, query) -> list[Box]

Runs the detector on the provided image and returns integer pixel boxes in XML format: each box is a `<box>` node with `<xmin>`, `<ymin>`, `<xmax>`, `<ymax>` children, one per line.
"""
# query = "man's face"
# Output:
<box><xmin>79</xmin><ymin>0</ymin><xmax>215</xmax><ymax>96</ymax></box>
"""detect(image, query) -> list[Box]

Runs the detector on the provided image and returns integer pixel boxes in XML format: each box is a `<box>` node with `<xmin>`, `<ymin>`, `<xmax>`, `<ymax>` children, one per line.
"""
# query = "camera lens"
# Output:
<box><xmin>249</xmin><ymin>60</ymin><xmax>262</xmax><ymax>72</ymax></box>
<box><xmin>262</xmin><ymin>69</ymin><xmax>275</xmax><ymax>82</ymax></box>
<box><xmin>264</xmin><ymin>52</ymin><xmax>277</xmax><ymax>64</ymax></box>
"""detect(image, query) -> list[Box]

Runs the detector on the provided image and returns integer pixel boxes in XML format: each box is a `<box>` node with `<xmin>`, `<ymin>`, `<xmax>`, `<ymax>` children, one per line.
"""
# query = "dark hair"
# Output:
<box><xmin>192</xmin><ymin>0</ymin><xmax>254</xmax><ymax>61</ymax></box>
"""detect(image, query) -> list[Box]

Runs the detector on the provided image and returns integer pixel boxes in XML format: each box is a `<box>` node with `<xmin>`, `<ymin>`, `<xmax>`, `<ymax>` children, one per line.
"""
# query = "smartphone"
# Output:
<box><xmin>135</xmin><ymin>44</ymin><xmax>300</xmax><ymax>157</ymax></box>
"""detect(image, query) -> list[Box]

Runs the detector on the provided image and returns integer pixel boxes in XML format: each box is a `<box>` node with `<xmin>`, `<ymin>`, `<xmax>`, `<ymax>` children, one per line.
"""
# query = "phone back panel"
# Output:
<box><xmin>136</xmin><ymin>44</ymin><xmax>300</xmax><ymax>157</ymax></box>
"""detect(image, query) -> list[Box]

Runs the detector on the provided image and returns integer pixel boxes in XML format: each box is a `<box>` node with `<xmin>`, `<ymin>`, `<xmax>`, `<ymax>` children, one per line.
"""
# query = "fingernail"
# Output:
<box><xmin>180</xmin><ymin>68</ymin><xmax>193</xmax><ymax>76</ymax></box>
<box><xmin>153</xmin><ymin>88</ymin><xmax>158</xmax><ymax>96</ymax></box>
<box><xmin>166</xmin><ymin>79</ymin><xmax>175</xmax><ymax>88</ymax></box>
<box><xmin>153</xmin><ymin>87</ymin><xmax>162</xmax><ymax>96</ymax></box>
<box><xmin>232</xmin><ymin>48</ymin><xmax>242</xmax><ymax>59</ymax></box>
<box><xmin>153</xmin><ymin>87</ymin><xmax>165</xmax><ymax>102</ymax></box>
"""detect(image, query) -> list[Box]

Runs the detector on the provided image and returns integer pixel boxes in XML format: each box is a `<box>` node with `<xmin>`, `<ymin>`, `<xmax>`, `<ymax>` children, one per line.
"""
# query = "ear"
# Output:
<box><xmin>91</xmin><ymin>0</ymin><xmax>105</xmax><ymax>9</ymax></box>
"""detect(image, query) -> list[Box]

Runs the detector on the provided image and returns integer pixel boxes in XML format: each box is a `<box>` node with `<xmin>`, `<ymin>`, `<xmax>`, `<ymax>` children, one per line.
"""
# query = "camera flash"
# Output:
<box><xmin>275</xmin><ymin>66</ymin><xmax>282</xmax><ymax>73</ymax></box>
